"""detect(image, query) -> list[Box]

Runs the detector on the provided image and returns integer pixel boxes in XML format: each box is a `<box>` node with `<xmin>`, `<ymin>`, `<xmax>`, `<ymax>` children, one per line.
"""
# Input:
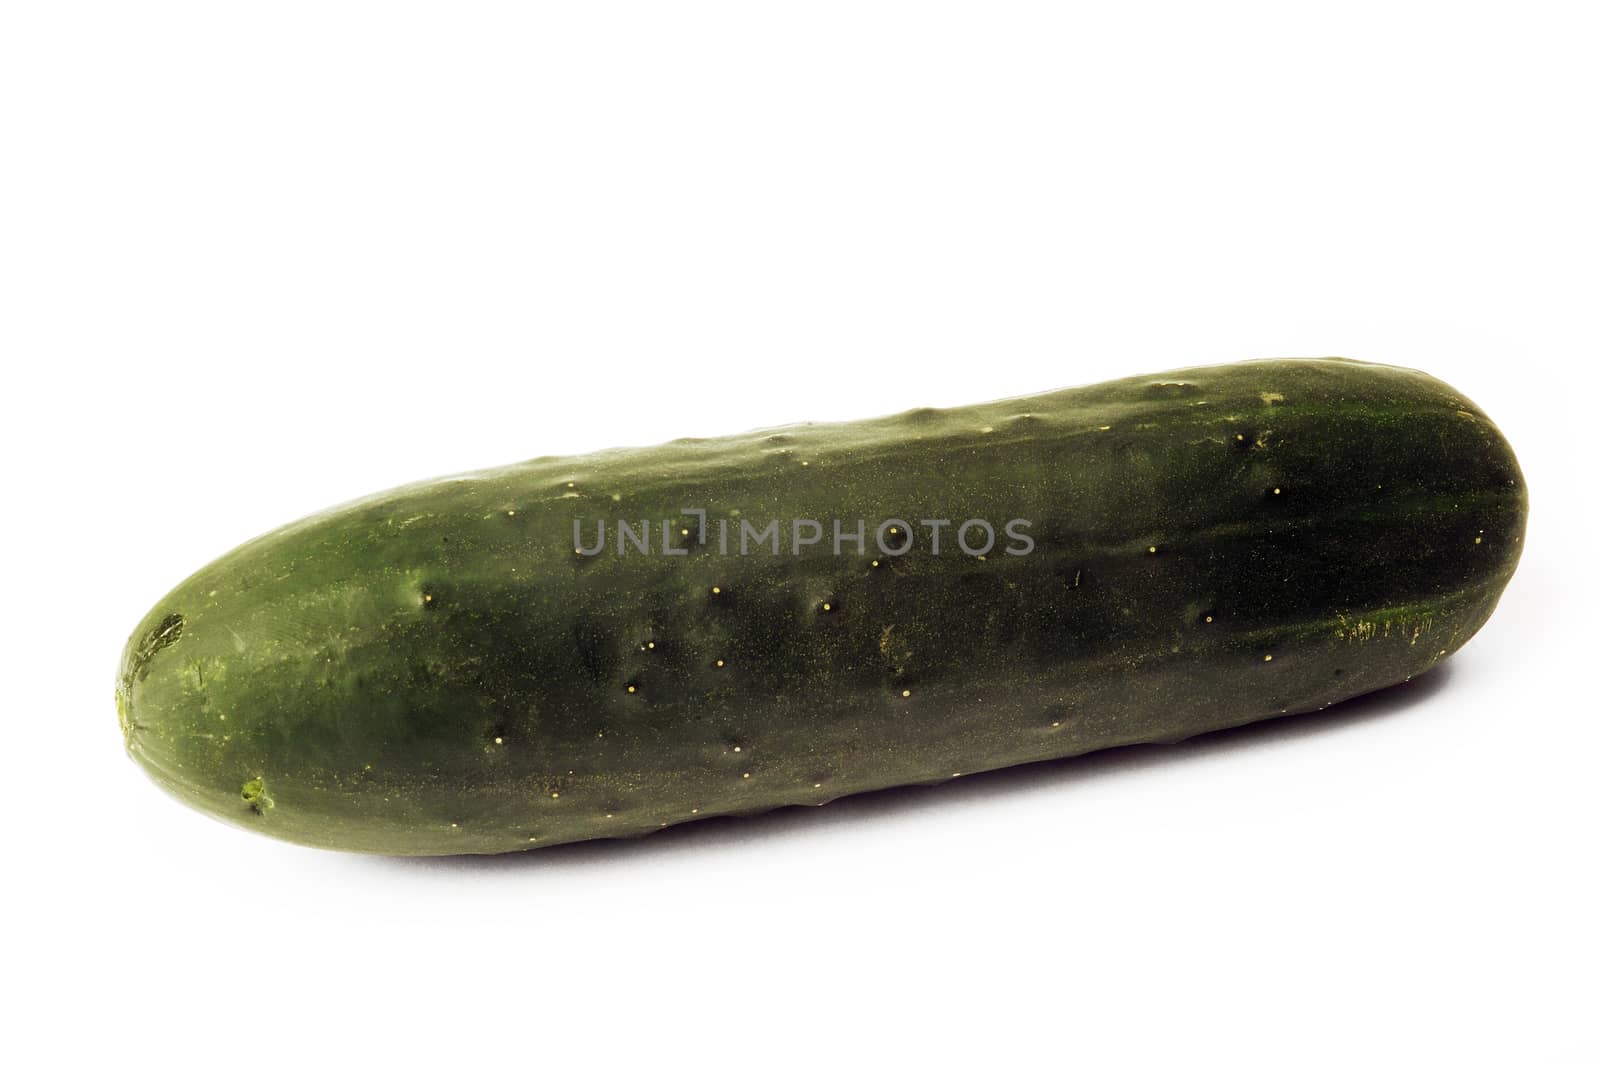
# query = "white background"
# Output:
<box><xmin>4</xmin><ymin>3</ymin><xmax>1597</xmax><ymax>1061</ymax></box>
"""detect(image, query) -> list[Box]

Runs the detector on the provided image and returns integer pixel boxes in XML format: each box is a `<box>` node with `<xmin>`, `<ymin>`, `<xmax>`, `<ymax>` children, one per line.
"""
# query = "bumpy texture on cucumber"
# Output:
<box><xmin>118</xmin><ymin>358</ymin><xmax>1526</xmax><ymax>855</ymax></box>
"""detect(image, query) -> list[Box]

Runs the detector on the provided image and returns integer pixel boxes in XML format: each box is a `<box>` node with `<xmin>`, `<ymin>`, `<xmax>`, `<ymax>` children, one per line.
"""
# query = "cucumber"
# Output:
<box><xmin>117</xmin><ymin>358</ymin><xmax>1526</xmax><ymax>855</ymax></box>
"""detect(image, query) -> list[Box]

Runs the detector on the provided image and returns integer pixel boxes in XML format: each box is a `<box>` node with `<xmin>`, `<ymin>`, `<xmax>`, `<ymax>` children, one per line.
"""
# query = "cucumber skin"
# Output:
<box><xmin>118</xmin><ymin>358</ymin><xmax>1526</xmax><ymax>855</ymax></box>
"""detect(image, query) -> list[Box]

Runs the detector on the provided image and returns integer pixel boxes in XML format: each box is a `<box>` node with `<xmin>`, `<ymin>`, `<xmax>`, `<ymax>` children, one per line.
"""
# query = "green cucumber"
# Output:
<box><xmin>118</xmin><ymin>358</ymin><xmax>1527</xmax><ymax>855</ymax></box>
